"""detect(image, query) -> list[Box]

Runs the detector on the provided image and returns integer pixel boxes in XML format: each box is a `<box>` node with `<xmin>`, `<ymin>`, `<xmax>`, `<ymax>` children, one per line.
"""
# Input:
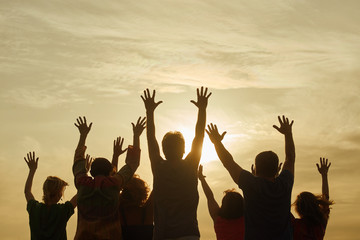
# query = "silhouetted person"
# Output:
<box><xmin>206</xmin><ymin>115</ymin><xmax>295</xmax><ymax>240</ymax></box>
<box><xmin>119</xmin><ymin>175</ymin><xmax>154</xmax><ymax>240</ymax></box>
<box><xmin>72</xmin><ymin>116</ymin><xmax>140</xmax><ymax>240</ymax></box>
<box><xmin>141</xmin><ymin>87</ymin><xmax>211</xmax><ymax>240</ymax></box>
<box><xmin>198</xmin><ymin>165</ymin><xmax>244</xmax><ymax>240</ymax></box>
<box><xmin>292</xmin><ymin>158</ymin><xmax>334</xmax><ymax>240</ymax></box>
<box><xmin>111</xmin><ymin>117</ymin><xmax>154</xmax><ymax>240</ymax></box>
<box><xmin>24</xmin><ymin>151</ymin><xmax>76</xmax><ymax>240</ymax></box>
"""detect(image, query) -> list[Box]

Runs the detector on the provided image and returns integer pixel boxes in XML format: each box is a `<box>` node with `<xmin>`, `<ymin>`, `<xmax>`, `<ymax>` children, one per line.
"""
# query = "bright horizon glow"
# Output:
<box><xmin>1</xmin><ymin>1</ymin><xmax>360</xmax><ymax>239</ymax></box>
<box><xmin>177</xmin><ymin>126</ymin><xmax>219</xmax><ymax>163</ymax></box>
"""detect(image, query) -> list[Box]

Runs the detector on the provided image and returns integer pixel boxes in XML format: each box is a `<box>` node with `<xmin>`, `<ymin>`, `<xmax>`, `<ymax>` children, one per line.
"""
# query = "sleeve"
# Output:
<box><xmin>26</xmin><ymin>199</ymin><xmax>38</xmax><ymax>213</ymax></box>
<box><xmin>278</xmin><ymin>170</ymin><xmax>294</xmax><ymax>189</ymax></box>
<box><xmin>63</xmin><ymin>201</ymin><xmax>75</xmax><ymax>220</ymax></box>
<box><xmin>237</xmin><ymin>169</ymin><xmax>256</xmax><ymax>191</ymax></box>
<box><xmin>116</xmin><ymin>145</ymin><xmax>141</xmax><ymax>185</ymax></box>
<box><xmin>73</xmin><ymin>159</ymin><xmax>87</xmax><ymax>188</ymax></box>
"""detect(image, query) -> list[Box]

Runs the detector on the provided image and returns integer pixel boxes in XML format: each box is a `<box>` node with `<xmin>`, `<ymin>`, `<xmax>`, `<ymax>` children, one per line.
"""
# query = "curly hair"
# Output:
<box><xmin>120</xmin><ymin>174</ymin><xmax>150</xmax><ymax>207</ymax></box>
<box><xmin>218</xmin><ymin>189</ymin><xmax>244</xmax><ymax>219</ymax></box>
<box><xmin>294</xmin><ymin>191</ymin><xmax>334</xmax><ymax>225</ymax></box>
<box><xmin>42</xmin><ymin>176</ymin><xmax>68</xmax><ymax>204</ymax></box>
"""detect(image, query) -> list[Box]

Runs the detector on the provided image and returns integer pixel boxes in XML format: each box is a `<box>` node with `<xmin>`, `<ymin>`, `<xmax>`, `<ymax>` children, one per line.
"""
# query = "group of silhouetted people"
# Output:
<box><xmin>24</xmin><ymin>87</ymin><xmax>333</xmax><ymax>240</ymax></box>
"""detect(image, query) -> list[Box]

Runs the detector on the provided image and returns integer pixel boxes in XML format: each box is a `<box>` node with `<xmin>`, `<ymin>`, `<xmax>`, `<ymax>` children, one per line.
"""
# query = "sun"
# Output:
<box><xmin>179</xmin><ymin>127</ymin><xmax>218</xmax><ymax>164</ymax></box>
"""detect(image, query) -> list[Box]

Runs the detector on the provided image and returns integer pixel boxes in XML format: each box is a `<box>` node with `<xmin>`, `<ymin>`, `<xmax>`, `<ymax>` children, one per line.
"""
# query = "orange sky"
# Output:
<box><xmin>1</xmin><ymin>1</ymin><xmax>360</xmax><ymax>239</ymax></box>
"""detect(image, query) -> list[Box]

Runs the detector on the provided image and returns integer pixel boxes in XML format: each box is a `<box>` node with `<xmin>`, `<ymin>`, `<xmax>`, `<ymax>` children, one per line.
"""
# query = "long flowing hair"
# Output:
<box><xmin>294</xmin><ymin>191</ymin><xmax>334</xmax><ymax>225</ymax></box>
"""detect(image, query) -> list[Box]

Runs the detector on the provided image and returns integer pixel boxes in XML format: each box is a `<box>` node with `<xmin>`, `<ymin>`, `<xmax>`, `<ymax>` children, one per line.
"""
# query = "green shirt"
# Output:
<box><xmin>27</xmin><ymin>199</ymin><xmax>74</xmax><ymax>240</ymax></box>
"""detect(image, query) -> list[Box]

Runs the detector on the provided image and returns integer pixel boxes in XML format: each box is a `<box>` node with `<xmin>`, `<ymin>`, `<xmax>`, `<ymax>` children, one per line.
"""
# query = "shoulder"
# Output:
<box><xmin>277</xmin><ymin>170</ymin><xmax>294</xmax><ymax>184</ymax></box>
<box><xmin>27</xmin><ymin>199</ymin><xmax>43</xmax><ymax>212</ymax></box>
<box><xmin>237</xmin><ymin>170</ymin><xmax>255</xmax><ymax>189</ymax></box>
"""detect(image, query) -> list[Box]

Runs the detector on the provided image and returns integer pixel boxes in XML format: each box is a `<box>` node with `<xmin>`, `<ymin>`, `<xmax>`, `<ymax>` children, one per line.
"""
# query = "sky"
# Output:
<box><xmin>1</xmin><ymin>0</ymin><xmax>360</xmax><ymax>239</ymax></box>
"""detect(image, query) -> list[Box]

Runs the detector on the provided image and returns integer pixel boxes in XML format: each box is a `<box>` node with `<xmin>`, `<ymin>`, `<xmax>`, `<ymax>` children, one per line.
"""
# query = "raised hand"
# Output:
<box><xmin>113</xmin><ymin>137</ymin><xmax>127</xmax><ymax>158</ymax></box>
<box><xmin>85</xmin><ymin>154</ymin><xmax>93</xmax><ymax>172</ymax></box>
<box><xmin>141</xmin><ymin>89</ymin><xmax>163</xmax><ymax>112</ymax></box>
<box><xmin>24</xmin><ymin>151</ymin><xmax>39</xmax><ymax>172</ymax></box>
<box><xmin>317</xmin><ymin>157</ymin><xmax>331</xmax><ymax>176</ymax></box>
<box><xmin>191</xmin><ymin>86</ymin><xmax>212</xmax><ymax>109</ymax></box>
<box><xmin>273</xmin><ymin>115</ymin><xmax>293</xmax><ymax>135</ymax></box>
<box><xmin>132</xmin><ymin>117</ymin><xmax>146</xmax><ymax>137</ymax></box>
<box><xmin>206</xmin><ymin>123</ymin><xmax>227</xmax><ymax>144</ymax></box>
<box><xmin>74</xmin><ymin>116</ymin><xmax>92</xmax><ymax>135</ymax></box>
<box><xmin>198</xmin><ymin>164</ymin><xmax>206</xmax><ymax>180</ymax></box>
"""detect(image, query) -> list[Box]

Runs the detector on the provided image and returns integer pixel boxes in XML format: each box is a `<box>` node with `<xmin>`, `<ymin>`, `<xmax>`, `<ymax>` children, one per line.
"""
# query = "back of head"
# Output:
<box><xmin>120</xmin><ymin>174</ymin><xmax>149</xmax><ymax>207</ymax></box>
<box><xmin>162</xmin><ymin>131</ymin><xmax>185</xmax><ymax>160</ymax></box>
<box><xmin>43</xmin><ymin>176</ymin><xmax>68</xmax><ymax>204</ymax></box>
<box><xmin>255</xmin><ymin>151</ymin><xmax>279</xmax><ymax>178</ymax></box>
<box><xmin>218</xmin><ymin>189</ymin><xmax>244</xmax><ymax>219</ymax></box>
<box><xmin>90</xmin><ymin>157</ymin><xmax>112</xmax><ymax>177</ymax></box>
<box><xmin>295</xmin><ymin>191</ymin><xmax>334</xmax><ymax>225</ymax></box>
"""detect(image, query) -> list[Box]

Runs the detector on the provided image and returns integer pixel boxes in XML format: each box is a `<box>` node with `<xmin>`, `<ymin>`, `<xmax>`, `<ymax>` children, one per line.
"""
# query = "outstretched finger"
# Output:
<box><xmin>220</xmin><ymin>131</ymin><xmax>227</xmax><ymax>139</ymax></box>
<box><xmin>206</xmin><ymin>91</ymin><xmax>212</xmax><ymax>99</ymax></box>
<box><xmin>273</xmin><ymin>125</ymin><xmax>280</xmax><ymax>131</ymax></box>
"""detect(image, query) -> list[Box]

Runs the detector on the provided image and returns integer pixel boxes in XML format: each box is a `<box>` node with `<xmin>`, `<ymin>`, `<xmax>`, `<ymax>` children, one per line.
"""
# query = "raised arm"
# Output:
<box><xmin>187</xmin><ymin>87</ymin><xmax>212</xmax><ymax>167</ymax></box>
<box><xmin>113</xmin><ymin>145</ymin><xmax>141</xmax><ymax>188</ymax></box>
<box><xmin>132</xmin><ymin>116</ymin><xmax>146</xmax><ymax>149</ymax></box>
<box><xmin>317</xmin><ymin>157</ymin><xmax>331</xmax><ymax>200</ymax></box>
<box><xmin>112</xmin><ymin>137</ymin><xmax>127</xmax><ymax>172</ymax></box>
<box><xmin>141</xmin><ymin>89</ymin><xmax>163</xmax><ymax>170</ymax></box>
<box><xmin>273</xmin><ymin>115</ymin><xmax>295</xmax><ymax>176</ymax></box>
<box><xmin>198</xmin><ymin>165</ymin><xmax>219</xmax><ymax>221</ymax></box>
<box><xmin>24</xmin><ymin>151</ymin><xmax>38</xmax><ymax>202</ymax></box>
<box><xmin>74</xmin><ymin>116</ymin><xmax>92</xmax><ymax>163</ymax></box>
<box><xmin>206</xmin><ymin>123</ymin><xmax>243</xmax><ymax>184</ymax></box>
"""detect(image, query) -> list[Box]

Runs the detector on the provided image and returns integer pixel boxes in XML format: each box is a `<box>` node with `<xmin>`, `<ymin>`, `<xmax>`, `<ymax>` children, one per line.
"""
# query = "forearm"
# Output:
<box><xmin>214</xmin><ymin>141</ymin><xmax>238</xmax><ymax>170</ymax></box>
<box><xmin>283</xmin><ymin>133</ymin><xmax>295</xmax><ymax>173</ymax></box>
<box><xmin>112</xmin><ymin>155</ymin><xmax>119</xmax><ymax>172</ymax></box>
<box><xmin>70</xmin><ymin>194</ymin><xmax>77</xmax><ymax>208</ymax></box>
<box><xmin>146</xmin><ymin>111</ymin><xmax>160</xmax><ymax>158</ymax></box>
<box><xmin>195</xmin><ymin>108</ymin><xmax>206</xmax><ymax>139</ymax></box>
<box><xmin>133</xmin><ymin>135</ymin><xmax>140</xmax><ymax>150</ymax></box>
<box><xmin>24</xmin><ymin>170</ymin><xmax>35</xmax><ymax>200</ymax></box>
<box><xmin>74</xmin><ymin>134</ymin><xmax>87</xmax><ymax>162</ymax></box>
<box><xmin>322</xmin><ymin>174</ymin><xmax>329</xmax><ymax>199</ymax></box>
<box><xmin>199</xmin><ymin>178</ymin><xmax>214</xmax><ymax>200</ymax></box>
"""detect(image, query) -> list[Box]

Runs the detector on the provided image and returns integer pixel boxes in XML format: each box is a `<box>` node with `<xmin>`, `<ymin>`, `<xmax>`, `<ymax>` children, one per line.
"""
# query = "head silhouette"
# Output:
<box><xmin>90</xmin><ymin>157</ymin><xmax>113</xmax><ymax>177</ymax></box>
<box><xmin>120</xmin><ymin>174</ymin><xmax>150</xmax><ymax>207</ymax></box>
<box><xmin>218</xmin><ymin>189</ymin><xmax>244</xmax><ymax>219</ymax></box>
<box><xmin>42</xmin><ymin>176</ymin><xmax>68</xmax><ymax>205</ymax></box>
<box><xmin>255</xmin><ymin>151</ymin><xmax>279</xmax><ymax>178</ymax></box>
<box><xmin>162</xmin><ymin>131</ymin><xmax>185</xmax><ymax>160</ymax></box>
<box><xmin>294</xmin><ymin>191</ymin><xmax>333</xmax><ymax>225</ymax></box>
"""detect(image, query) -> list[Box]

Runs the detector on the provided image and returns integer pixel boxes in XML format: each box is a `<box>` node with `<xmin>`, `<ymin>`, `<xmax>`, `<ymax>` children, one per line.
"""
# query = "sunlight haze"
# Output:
<box><xmin>1</xmin><ymin>0</ymin><xmax>360</xmax><ymax>239</ymax></box>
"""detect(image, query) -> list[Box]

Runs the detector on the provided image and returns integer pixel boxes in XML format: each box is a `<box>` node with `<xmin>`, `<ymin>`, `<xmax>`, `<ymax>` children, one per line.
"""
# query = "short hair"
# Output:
<box><xmin>218</xmin><ymin>189</ymin><xmax>244</xmax><ymax>219</ymax></box>
<box><xmin>294</xmin><ymin>191</ymin><xmax>334</xmax><ymax>225</ymax></box>
<box><xmin>120</xmin><ymin>174</ymin><xmax>150</xmax><ymax>207</ymax></box>
<box><xmin>42</xmin><ymin>176</ymin><xmax>68</xmax><ymax>204</ymax></box>
<box><xmin>255</xmin><ymin>151</ymin><xmax>279</xmax><ymax>178</ymax></box>
<box><xmin>90</xmin><ymin>157</ymin><xmax>113</xmax><ymax>177</ymax></box>
<box><xmin>162</xmin><ymin>131</ymin><xmax>185</xmax><ymax>160</ymax></box>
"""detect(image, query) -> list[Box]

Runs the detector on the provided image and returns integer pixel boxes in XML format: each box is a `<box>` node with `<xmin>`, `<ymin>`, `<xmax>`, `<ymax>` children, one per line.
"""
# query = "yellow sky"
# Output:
<box><xmin>1</xmin><ymin>0</ymin><xmax>360</xmax><ymax>239</ymax></box>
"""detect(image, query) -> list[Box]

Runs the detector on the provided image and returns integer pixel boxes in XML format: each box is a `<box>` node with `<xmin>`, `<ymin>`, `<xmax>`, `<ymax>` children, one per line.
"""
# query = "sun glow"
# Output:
<box><xmin>179</xmin><ymin>127</ymin><xmax>219</xmax><ymax>164</ymax></box>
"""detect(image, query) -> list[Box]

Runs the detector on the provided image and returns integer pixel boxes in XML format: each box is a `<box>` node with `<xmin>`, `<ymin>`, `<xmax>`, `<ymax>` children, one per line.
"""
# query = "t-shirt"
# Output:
<box><xmin>214</xmin><ymin>216</ymin><xmax>245</xmax><ymax>240</ymax></box>
<box><xmin>26</xmin><ymin>199</ymin><xmax>74</xmax><ymax>240</ymax></box>
<box><xmin>237</xmin><ymin>170</ymin><xmax>294</xmax><ymax>240</ymax></box>
<box><xmin>152</xmin><ymin>158</ymin><xmax>200</xmax><ymax>240</ymax></box>
<box><xmin>292</xmin><ymin>214</ymin><xmax>328</xmax><ymax>240</ymax></box>
<box><xmin>73</xmin><ymin>159</ymin><xmax>123</xmax><ymax>240</ymax></box>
